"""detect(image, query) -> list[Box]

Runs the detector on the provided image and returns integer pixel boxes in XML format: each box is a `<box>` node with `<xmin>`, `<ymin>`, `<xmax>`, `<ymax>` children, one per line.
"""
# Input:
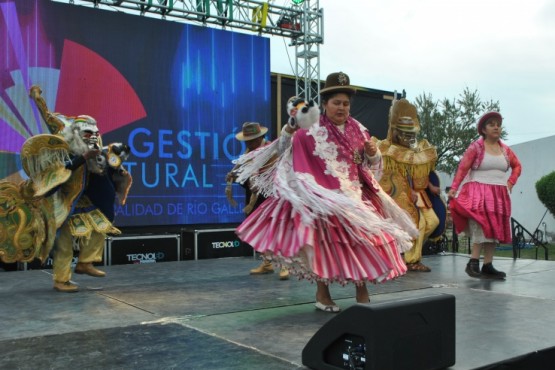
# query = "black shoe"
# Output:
<box><xmin>481</xmin><ymin>263</ymin><xmax>506</xmax><ymax>280</ymax></box>
<box><xmin>465</xmin><ymin>259</ymin><xmax>481</xmax><ymax>278</ymax></box>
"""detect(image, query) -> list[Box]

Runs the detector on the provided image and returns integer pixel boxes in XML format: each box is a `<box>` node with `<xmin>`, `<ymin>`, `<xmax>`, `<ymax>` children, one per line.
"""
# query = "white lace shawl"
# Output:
<box><xmin>233</xmin><ymin>123</ymin><xmax>418</xmax><ymax>250</ymax></box>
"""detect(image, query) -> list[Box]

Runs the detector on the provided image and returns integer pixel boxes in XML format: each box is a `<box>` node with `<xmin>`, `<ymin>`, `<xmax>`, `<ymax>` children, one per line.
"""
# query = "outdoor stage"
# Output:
<box><xmin>2</xmin><ymin>252</ymin><xmax>555</xmax><ymax>370</ymax></box>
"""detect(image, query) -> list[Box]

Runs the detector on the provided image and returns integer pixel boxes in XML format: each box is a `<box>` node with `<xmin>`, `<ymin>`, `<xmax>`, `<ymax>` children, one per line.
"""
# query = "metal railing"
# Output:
<box><xmin>511</xmin><ymin>217</ymin><xmax>549</xmax><ymax>260</ymax></box>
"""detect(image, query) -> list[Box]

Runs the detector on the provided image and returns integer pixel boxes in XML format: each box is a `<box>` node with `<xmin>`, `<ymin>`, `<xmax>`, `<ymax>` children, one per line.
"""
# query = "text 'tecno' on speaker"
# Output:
<box><xmin>302</xmin><ymin>293</ymin><xmax>455</xmax><ymax>370</ymax></box>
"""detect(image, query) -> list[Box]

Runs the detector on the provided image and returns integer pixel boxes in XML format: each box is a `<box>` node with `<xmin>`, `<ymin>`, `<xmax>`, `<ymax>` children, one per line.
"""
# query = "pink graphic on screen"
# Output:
<box><xmin>56</xmin><ymin>40</ymin><xmax>146</xmax><ymax>134</ymax></box>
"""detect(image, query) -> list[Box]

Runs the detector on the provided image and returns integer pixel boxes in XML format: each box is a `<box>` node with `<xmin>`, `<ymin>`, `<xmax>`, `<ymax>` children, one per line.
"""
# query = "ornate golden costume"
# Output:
<box><xmin>374</xmin><ymin>98</ymin><xmax>439</xmax><ymax>270</ymax></box>
<box><xmin>0</xmin><ymin>86</ymin><xmax>131</xmax><ymax>283</ymax></box>
<box><xmin>0</xmin><ymin>134</ymin><xmax>73</xmax><ymax>263</ymax></box>
<box><xmin>377</xmin><ymin>138</ymin><xmax>437</xmax><ymax>224</ymax></box>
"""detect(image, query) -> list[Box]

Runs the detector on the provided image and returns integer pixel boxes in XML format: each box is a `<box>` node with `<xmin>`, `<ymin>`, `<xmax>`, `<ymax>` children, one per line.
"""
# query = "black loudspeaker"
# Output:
<box><xmin>302</xmin><ymin>294</ymin><xmax>456</xmax><ymax>370</ymax></box>
<box><xmin>474</xmin><ymin>345</ymin><xmax>555</xmax><ymax>370</ymax></box>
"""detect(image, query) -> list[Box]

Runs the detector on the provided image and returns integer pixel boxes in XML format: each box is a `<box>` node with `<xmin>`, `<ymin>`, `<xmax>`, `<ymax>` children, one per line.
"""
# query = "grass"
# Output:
<box><xmin>446</xmin><ymin>236</ymin><xmax>555</xmax><ymax>261</ymax></box>
<box><xmin>495</xmin><ymin>243</ymin><xmax>555</xmax><ymax>261</ymax></box>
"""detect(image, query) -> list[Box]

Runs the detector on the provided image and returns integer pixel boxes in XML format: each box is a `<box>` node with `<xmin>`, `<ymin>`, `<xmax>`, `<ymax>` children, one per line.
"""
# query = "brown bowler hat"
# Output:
<box><xmin>235</xmin><ymin>122</ymin><xmax>268</xmax><ymax>141</ymax></box>
<box><xmin>320</xmin><ymin>71</ymin><xmax>356</xmax><ymax>95</ymax></box>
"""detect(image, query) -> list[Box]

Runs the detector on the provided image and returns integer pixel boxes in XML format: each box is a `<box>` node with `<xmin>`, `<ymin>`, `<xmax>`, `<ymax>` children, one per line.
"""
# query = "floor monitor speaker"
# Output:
<box><xmin>474</xmin><ymin>345</ymin><xmax>555</xmax><ymax>370</ymax></box>
<box><xmin>302</xmin><ymin>294</ymin><xmax>456</xmax><ymax>370</ymax></box>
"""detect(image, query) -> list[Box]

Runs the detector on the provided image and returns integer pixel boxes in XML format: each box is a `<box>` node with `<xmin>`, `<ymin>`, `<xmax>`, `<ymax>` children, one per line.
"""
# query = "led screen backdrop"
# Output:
<box><xmin>0</xmin><ymin>0</ymin><xmax>271</xmax><ymax>227</ymax></box>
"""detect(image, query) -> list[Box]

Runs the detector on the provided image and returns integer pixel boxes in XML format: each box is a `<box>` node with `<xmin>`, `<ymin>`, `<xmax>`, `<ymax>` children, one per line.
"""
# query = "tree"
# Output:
<box><xmin>414</xmin><ymin>88</ymin><xmax>502</xmax><ymax>175</ymax></box>
<box><xmin>536</xmin><ymin>171</ymin><xmax>555</xmax><ymax>219</ymax></box>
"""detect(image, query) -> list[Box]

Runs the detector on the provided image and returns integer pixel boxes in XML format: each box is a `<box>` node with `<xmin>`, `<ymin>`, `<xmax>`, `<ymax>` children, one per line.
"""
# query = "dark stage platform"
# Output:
<box><xmin>2</xmin><ymin>253</ymin><xmax>555</xmax><ymax>370</ymax></box>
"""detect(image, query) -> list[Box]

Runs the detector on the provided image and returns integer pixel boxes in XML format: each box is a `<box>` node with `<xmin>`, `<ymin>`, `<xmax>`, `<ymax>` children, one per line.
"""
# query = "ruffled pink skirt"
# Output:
<box><xmin>449</xmin><ymin>182</ymin><xmax>512</xmax><ymax>244</ymax></box>
<box><xmin>236</xmin><ymin>190</ymin><xmax>407</xmax><ymax>285</ymax></box>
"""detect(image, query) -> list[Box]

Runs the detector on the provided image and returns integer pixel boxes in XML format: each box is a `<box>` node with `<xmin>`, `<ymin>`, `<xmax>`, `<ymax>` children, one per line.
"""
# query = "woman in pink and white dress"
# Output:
<box><xmin>448</xmin><ymin>111</ymin><xmax>522</xmax><ymax>279</ymax></box>
<box><xmin>235</xmin><ymin>72</ymin><xmax>417</xmax><ymax>313</ymax></box>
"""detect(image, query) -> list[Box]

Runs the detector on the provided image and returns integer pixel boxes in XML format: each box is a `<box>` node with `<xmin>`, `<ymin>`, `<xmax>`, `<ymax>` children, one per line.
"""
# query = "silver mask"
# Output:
<box><xmin>74</xmin><ymin>115</ymin><xmax>100</xmax><ymax>150</ymax></box>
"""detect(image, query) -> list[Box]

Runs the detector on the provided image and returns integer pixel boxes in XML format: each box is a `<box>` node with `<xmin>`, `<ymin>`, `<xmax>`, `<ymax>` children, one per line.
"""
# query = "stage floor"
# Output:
<box><xmin>2</xmin><ymin>252</ymin><xmax>555</xmax><ymax>369</ymax></box>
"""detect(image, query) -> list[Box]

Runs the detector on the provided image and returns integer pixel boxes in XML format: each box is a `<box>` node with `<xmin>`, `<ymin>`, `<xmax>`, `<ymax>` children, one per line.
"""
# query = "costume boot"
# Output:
<box><xmin>250</xmin><ymin>259</ymin><xmax>274</xmax><ymax>275</ymax></box>
<box><xmin>406</xmin><ymin>261</ymin><xmax>431</xmax><ymax>272</ymax></box>
<box><xmin>465</xmin><ymin>258</ymin><xmax>481</xmax><ymax>278</ymax></box>
<box><xmin>481</xmin><ymin>263</ymin><xmax>506</xmax><ymax>280</ymax></box>
<box><xmin>75</xmin><ymin>262</ymin><xmax>106</xmax><ymax>277</ymax></box>
<box><xmin>53</xmin><ymin>281</ymin><xmax>79</xmax><ymax>293</ymax></box>
<box><xmin>279</xmin><ymin>266</ymin><xmax>289</xmax><ymax>280</ymax></box>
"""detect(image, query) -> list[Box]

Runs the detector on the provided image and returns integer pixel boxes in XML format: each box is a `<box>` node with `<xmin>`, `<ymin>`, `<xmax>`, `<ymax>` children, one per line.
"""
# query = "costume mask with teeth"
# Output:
<box><xmin>62</xmin><ymin>115</ymin><xmax>106</xmax><ymax>174</ymax></box>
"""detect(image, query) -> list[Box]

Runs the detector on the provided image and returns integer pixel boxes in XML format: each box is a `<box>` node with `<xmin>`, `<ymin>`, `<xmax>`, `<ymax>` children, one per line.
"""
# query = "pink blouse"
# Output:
<box><xmin>451</xmin><ymin>137</ymin><xmax>522</xmax><ymax>191</ymax></box>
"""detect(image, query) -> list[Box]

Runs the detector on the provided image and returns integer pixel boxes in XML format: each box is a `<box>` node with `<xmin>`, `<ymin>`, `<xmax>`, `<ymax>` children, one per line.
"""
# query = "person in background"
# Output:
<box><xmin>234</xmin><ymin>72</ymin><xmax>418</xmax><ymax>312</ymax></box>
<box><xmin>226</xmin><ymin>121</ymin><xmax>290</xmax><ymax>280</ymax></box>
<box><xmin>448</xmin><ymin>111</ymin><xmax>522</xmax><ymax>279</ymax></box>
<box><xmin>374</xmin><ymin>98</ymin><xmax>439</xmax><ymax>272</ymax></box>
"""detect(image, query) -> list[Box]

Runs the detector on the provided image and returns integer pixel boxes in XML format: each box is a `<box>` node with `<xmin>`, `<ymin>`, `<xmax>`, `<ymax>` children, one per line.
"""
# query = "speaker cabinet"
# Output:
<box><xmin>106</xmin><ymin>234</ymin><xmax>180</xmax><ymax>265</ymax></box>
<box><xmin>181</xmin><ymin>227</ymin><xmax>253</xmax><ymax>260</ymax></box>
<box><xmin>474</xmin><ymin>345</ymin><xmax>555</xmax><ymax>370</ymax></box>
<box><xmin>302</xmin><ymin>294</ymin><xmax>456</xmax><ymax>370</ymax></box>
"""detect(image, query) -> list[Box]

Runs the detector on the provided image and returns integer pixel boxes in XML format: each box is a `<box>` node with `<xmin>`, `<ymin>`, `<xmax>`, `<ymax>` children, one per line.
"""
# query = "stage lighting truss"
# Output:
<box><xmin>60</xmin><ymin>0</ymin><xmax>323</xmax><ymax>102</ymax></box>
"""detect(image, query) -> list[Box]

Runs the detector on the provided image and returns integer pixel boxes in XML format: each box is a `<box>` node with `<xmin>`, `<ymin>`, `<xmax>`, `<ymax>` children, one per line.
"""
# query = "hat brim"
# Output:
<box><xmin>235</xmin><ymin>127</ymin><xmax>268</xmax><ymax>141</ymax></box>
<box><xmin>396</xmin><ymin>127</ymin><xmax>420</xmax><ymax>133</ymax></box>
<box><xmin>320</xmin><ymin>86</ymin><xmax>356</xmax><ymax>95</ymax></box>
<box><xmin>477</xmin><ymin>112</ymin><xmax>502</xmax><ymax>133</ymax></box>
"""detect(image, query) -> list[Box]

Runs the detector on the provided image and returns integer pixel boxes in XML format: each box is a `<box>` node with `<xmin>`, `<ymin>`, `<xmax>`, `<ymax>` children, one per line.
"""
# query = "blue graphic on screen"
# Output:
<box><xmin>0</xmin><ymin>0</ymin><xmax>271</xmax><ymax>227</ymax></box>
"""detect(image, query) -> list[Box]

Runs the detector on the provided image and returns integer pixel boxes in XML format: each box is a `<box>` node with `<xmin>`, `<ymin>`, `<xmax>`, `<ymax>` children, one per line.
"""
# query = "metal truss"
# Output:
<box><xmin>292</xmin><ymin>0</ymin><xmax>321</xmax><ymax>103</ymax></box>
<box><xmin>60</xmin><ymin>0</ymin><xmax>323</xmax><ymax>101</ymax></box>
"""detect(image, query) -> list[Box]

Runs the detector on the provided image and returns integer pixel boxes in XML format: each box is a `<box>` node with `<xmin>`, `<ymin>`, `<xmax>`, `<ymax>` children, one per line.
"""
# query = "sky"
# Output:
<box><xmin>54</xmin><ymin>0</ymin><xmax>555</xmax><ymax>146</ymax></box>
<box><xmin>268</xmin><ymin>0</ymin><xmax>555</xmax><ymax>146</ymax></box>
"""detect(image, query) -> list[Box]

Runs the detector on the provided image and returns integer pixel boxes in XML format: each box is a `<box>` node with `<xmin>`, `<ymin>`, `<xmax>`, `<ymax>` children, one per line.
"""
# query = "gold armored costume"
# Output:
<box><xmin>0</xmin><ymin>86</ymin><xmax>131</xmax><ymax>292</ymax></box>
<box><xmin>374</xmin><ymin>98</ymin><xmax>439</xmax><ymax>271</ymax></box>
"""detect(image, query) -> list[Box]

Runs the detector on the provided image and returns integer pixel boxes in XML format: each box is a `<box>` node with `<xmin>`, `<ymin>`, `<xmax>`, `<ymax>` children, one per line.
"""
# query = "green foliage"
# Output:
<box><xmin>536</xmin><ymin>171</ymin><xmax>555</xmax><ymax>218</ymax></box>
<box><xmin>414</xmin><ymin>88</ymin><xmax>502</xmax><ymax>175</ymax></box>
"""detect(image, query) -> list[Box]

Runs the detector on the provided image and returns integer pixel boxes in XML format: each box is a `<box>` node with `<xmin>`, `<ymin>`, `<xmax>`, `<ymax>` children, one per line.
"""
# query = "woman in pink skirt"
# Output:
<box><xmin>448</xmin><ymin>111</ymin><xmax>522</xmax><ymax>279</ymax></box>
<box><xmin>234</xmin><ymin>72</ymin><xmax>418</xmax><ymax>312</ymax></box>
